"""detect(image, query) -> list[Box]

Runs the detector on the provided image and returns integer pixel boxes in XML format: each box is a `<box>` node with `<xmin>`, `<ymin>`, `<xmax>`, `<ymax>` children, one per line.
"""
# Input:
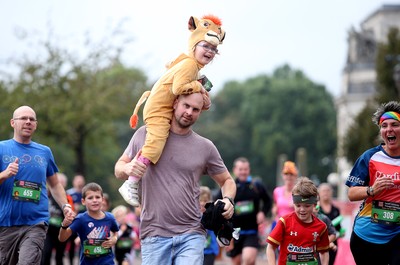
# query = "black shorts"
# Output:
<box><xmin>226</xmin><ymin>233</ymin><xmax>259</xmax><ymax>258</ymax></box>
<box><xmin>350</xmin><ymin>230</ymin><xmax>400</xmax><ymax>265</ymax></box>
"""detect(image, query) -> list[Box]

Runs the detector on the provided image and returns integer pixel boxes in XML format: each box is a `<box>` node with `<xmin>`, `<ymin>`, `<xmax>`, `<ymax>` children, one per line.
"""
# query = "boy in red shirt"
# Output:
<box><xmin>266</xmin><ymin>177</ymin><xmax>330</xmax><ymax>265</ymax></box>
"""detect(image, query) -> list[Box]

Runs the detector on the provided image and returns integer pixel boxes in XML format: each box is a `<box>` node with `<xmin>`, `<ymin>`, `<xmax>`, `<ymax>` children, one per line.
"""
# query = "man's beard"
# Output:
<box><xmin>176</xmin><ymin>114</ymin><xmax>194</xmax><ymax>128</ymax></box>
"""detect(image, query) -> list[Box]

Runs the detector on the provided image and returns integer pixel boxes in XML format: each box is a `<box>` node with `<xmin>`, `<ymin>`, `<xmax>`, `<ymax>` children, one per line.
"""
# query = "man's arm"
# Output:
<box><xmin>211</xmin><ymin>170</ymin><xmax>236</xmax><ymax>219</ymax></box>
<box><xmin>47</xmin><ymin>174</ymin><xmax>75</xmax><ymax>219</ymax></box>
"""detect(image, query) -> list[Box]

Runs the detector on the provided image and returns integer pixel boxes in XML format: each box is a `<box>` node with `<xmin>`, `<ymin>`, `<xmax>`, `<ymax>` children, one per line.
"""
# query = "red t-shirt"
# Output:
<box><xmin>267</xmin><ymin>212</ymin><xmax>329</xmax><ymax>265</ymax></box>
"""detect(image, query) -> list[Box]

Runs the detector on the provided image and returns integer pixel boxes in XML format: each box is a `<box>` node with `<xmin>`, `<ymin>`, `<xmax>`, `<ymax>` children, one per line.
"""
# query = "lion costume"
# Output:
<box><xmin>130</xmin><ymin>15</ymin><xmax>226</xmax><ymax>164</ymax></box>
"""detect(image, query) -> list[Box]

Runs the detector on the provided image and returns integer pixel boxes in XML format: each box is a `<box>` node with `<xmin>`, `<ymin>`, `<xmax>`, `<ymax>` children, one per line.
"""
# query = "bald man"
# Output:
<box><xmin>0</xmin><ymin>106</ymin><xmax>75</xmax><ymax>265</ymax></box>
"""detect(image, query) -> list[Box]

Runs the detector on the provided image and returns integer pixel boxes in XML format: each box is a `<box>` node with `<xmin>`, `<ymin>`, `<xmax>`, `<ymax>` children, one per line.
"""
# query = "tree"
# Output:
<box><xmin>376</xmin><ymin>27</ymin><xmax>400</xmax><ymax>102</ymax></box>
<box><xmin>196</xmin><ymin>64</ymin><xmax>337</xmax><ymax>189</ymax></box>
<box><xmin>0</xmin><ymin>28</ymin><xmax>149</xmax><ymax>200</ymax></box>
<box><xmin>342</xmin><ymin>101</ymin><xmax>380</xmax><ymax>164</ymax></box>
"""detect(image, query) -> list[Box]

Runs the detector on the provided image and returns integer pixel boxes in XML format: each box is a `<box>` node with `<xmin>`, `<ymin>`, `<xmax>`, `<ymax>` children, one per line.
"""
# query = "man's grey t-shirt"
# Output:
<box><xmin>124</xmin><ymin>126</ymin><xmax>227</xmax><ymax>239</ymax></box>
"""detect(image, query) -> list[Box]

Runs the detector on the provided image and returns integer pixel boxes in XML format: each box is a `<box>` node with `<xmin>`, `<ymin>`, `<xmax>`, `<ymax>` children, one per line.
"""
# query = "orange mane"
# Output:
<box><xmin>202</xmin><ymin>15</ymin><xmax>222</xmax><ymax>26</ymax></box>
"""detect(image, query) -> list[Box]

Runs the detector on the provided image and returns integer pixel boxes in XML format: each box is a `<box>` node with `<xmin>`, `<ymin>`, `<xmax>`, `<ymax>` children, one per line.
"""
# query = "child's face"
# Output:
<box><xmin>82</xmin><ymin>190</ymin><xmax>103</xmax><ymax>212</ymax></box>
<box><xmin>114</xmin><ymin>211</ymin><xmax>127</xmax><ymax>224</ymax></box>
<box><xmin>200</xmin><ymin>198</ymin><xmax>208</xmax><ymax>213</ymax></box>
<box><xmin>294</xmin><ymin>202</ymin><xmax>315</xmax><ymax>223</ymax></box>
<box><xmin>194</xmin><ymin>41</ymin><xmax>217</xmax><ymax>66</ymax></box>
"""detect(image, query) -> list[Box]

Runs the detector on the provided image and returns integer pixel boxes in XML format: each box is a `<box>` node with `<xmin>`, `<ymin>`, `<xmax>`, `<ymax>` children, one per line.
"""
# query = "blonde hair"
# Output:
<box><xmin>112</xmin><ymin>205</ymin><xmax>128</xmax><ymax>217</ymax></box>
<box><xmin>200</xmin><ymin>186</ymin><xmax>212</xmax><ymax>202</ymax></box>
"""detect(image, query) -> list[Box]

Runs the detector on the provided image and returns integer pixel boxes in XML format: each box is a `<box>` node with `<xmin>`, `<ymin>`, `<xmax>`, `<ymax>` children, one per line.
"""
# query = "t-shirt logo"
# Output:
<box><xmin>312</xmin><ymin>232</ymin><xmax>319</xmax><ymax>242</ymax></box>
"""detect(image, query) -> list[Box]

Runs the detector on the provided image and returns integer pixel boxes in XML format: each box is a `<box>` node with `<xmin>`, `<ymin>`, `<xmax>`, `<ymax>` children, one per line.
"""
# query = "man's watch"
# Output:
<box><xmin>62</xmin><ymin>203</ymin><xmax>72</xmax><ymax>211</ymax></box>
<box><xmin>61</xmin><ymin>223</ymin><xmax>69</xmax><ymax>229</ymax></box>
<box><xmin>223</xmin><ymin>196</ymin><xmax>235</xmax><ymax>206</ymax></box>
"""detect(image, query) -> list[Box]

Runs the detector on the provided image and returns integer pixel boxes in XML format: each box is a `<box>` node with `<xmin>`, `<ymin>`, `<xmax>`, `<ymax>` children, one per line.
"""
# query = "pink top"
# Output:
<box><xmin>273</xmin><ymin>186</ymin><xmax>294</xmax><ymax>221</ymax></box>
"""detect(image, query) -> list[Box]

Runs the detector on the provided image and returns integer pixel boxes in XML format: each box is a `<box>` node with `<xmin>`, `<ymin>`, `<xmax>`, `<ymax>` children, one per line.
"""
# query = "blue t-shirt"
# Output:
<box><xmin>346</xmin><ymin>145</ymin><xmax>400</xmax><ymax>244</ymax></box>
<box><xmin>67</xmin><ymin>187</ymin><xmax>85</xmax><ymax>213</ymax></box>
<box><xmin>0</xmin><ymin>139</ymin><xmax>58</xmax><ymax>226</ymax></box>
<box><xmin>204</xmin><ymin>229</ymin><xmax>219</xmax><ymax>255</ymax></box>
<box><xmin>70</xmin><ymin>211</ymin><xmax>119</xmax><ymax>265</ymax></box>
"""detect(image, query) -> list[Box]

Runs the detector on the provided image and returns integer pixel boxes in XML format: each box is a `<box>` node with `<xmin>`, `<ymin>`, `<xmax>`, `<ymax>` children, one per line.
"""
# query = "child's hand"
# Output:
<box><xmin>200</xmin><ymin>86</ymin><xmax>207</xmax><ymax>94</ymax></box>
<box><xmin>102</xmin><ymin>235</ymin><xmax>118</xmax><ymax>248</ymax></box>
<box><xmin>329</xmin><ymin>242</ymin><xmax>337</xmax><ymax>251</ymax></box>
<box><xmin>201</xmin><ymin>91</ymin><xmax>211</xmax><ymax>110</ymax></box>
<box><xmin>61</xmin><ymin>216</ymin><xmax>73</xmax><ymax>227</ymax></box>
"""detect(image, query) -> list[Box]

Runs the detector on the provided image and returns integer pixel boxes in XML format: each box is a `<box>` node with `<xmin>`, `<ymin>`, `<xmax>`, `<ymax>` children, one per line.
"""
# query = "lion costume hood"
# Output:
<box><xmin>187</xmin><ymin>15</ymin><xmax>226</xmax><ymax>57</ymax></box>
<box><xmin>129</xmin><ymin>15</ymin><xmax>225</xmax><ymax>129</ymax></box>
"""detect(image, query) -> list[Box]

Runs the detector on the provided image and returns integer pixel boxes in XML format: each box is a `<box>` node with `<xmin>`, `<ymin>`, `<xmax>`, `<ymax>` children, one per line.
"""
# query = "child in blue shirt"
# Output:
<box><xmin>59</xmin><ymin>182</ymin><xmax>119</xmax><ymax>265</ymax></box>
<box><xmin>200</xmin><ymin>186</ymin><xmax>219</xmax><ymax>265</ymax></box>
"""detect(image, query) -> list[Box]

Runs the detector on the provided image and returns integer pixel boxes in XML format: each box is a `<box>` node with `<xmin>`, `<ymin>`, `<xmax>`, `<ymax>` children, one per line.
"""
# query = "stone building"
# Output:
<box><xmin>335</xmin><ymin>4</ymin><xmax>400</xmax><ymax>200</ymax></box>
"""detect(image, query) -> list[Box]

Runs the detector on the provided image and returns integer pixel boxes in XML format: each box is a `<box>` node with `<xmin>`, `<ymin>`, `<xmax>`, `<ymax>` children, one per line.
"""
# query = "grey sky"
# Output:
<box><xmin>0</xmin><ymin>0</ymin><xmax>397</xmax><ymax>96</ymax></box>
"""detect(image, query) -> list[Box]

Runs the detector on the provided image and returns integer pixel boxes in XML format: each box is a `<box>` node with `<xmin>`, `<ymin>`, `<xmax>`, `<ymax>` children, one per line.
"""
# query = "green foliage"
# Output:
<box><xmin>196</xmin><ymin>64</ymin><xmax>337</xmax><ymax>189</ymax></box>
<box><xmin>342</xmin><ymin>102</ymin><xmax>380</xmax><ymax>164</ymax></box>
<box><xmin>0</xmin><ymin>29</ymin><xmax>149</xmax><ymax>203</ymax></box>
<box><xmin>375</xmin><ymin>27</ymin><xmax>400</xmax><ymax>102</ymax></box>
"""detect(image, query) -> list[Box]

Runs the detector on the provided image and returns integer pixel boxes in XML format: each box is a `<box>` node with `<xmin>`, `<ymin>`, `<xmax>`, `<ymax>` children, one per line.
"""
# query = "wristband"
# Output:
<box><xmin>366</xmin><ymin>186</ymin><xmax>370</xmax><ymax>196</ymax></box>
<box><xmin>223</xmin><ymin>196</ymin><xmax>235</xmax><ymax>206</ymax></box>
<box><xmin>61</xmin><ymin>223</ymin><xmax>69</xmax><ymax>229</ymax></box>
<box><xmin>62</xmin><ymin>203</ymin><xmax>72</xmax><ymax>211</ymax></box>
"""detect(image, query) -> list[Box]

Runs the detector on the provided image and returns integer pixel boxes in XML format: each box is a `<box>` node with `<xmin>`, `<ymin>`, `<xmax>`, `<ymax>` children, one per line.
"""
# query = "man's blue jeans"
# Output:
<box><xmin>141</xmin><ymin>233</ymin><xmax>205</xmax><ymax>265</ymax></box>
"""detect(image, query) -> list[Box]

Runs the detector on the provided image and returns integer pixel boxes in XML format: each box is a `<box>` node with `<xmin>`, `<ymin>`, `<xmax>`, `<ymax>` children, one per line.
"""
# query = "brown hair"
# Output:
<box><xmin>292</xmin><ymin>177</ymin><xmax>318</xmax><ymax>198</ymax></box>
<box><xmin>82</xmin><ymin>182</ymin><xmax>103</xmax><ymax>199</ymax></box>
<box><xmin>372</xmin><ymin>101</ymin><xmax>400</xmax><ymax>126</ymax></box>
<box><xmin>233</xmin><ymin>157</ymin><xmax>249</xmax><ymax>166</ymax></box>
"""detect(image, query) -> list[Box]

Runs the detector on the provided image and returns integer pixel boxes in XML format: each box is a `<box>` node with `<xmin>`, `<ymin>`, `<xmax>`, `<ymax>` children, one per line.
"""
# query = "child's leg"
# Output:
<box><xmin>140</xmin><ymin>117</ymin><xmax>171</xmax><ymax>164</ymax></box>
<box><xmin>119</xmin><ymin>154</ymin><xmax>151</xmax><ymax>207</ymax></box>
<box><xmin>119</xmin><ymin>116</ymin><xmax>170</xmax><ymax>206</ymax></box>
<box><xmin>128</xmin><ymin>156</ymin><xmax>151</xmax><ymax>182</ymax></box>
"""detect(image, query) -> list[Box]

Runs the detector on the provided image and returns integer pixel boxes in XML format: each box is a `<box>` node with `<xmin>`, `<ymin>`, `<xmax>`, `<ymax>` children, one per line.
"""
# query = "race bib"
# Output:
<box><xmin>83</xmin><ymin>239</ymin><xmax>110</xmax><ymax>257</ymax></box>
<box><xmin>12</xmin><ymin>180</ymin><xmax>41</xmax><ymax>203</ymax></box>
<box><xmin>286</xmin><ymin>253</ymin><xmax>318</xmax><ymax>265</ymax></box>
<box><xmin>116</xmin><ymin>238</ymin><xmax>133</xmax><ymax>249</ymax></box>
<box><xmin>235</xmin><ymin>200</ymin><xmax>254</xmax><ymax>215</ymax></box>
<box><xmin>49</xmin><ymin>216</ymin><xmax>63</xmax><ymax>227</ymax></box>
<box><xmin>371</xmin><ymin>200</ymin><xmax>400</xmax><ymax>226</ymax></box>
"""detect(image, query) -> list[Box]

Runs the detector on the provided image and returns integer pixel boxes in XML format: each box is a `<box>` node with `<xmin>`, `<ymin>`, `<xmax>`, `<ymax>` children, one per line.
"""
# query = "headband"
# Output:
<box><xmin>292</xmin><ymin>195</ymin><xmax>317</xmax><ymax>204</ymax></box>
<box><xmin>379</xmin><ymin>111</ymin><xmax>400</xmax><ymax>125</ymax></box>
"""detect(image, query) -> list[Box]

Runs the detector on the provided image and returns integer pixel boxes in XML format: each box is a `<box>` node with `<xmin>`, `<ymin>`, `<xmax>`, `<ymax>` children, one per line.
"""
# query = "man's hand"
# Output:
<box><xmin>217</xmin><ymin>197</ymin><xmax>234</xmax><ymax>220</ymax></box>
<box><xmin>4</xmin><ymin>158</ymin><xmax>19</xmax><ymax>178</ymax></box>
<box><xmin>0</xmin><ymin>158</ymin><xmax>19</xmax><ymax>184</ymax></box>
<box><xmin>62</xmin><ymin>204</ymin><xmax>76</xmax><ymax>220</ymax></box>
<box><xmin>124</xmin><ymin>150</ymin><xmax>147</xmax><ymax>178</ymax></box>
